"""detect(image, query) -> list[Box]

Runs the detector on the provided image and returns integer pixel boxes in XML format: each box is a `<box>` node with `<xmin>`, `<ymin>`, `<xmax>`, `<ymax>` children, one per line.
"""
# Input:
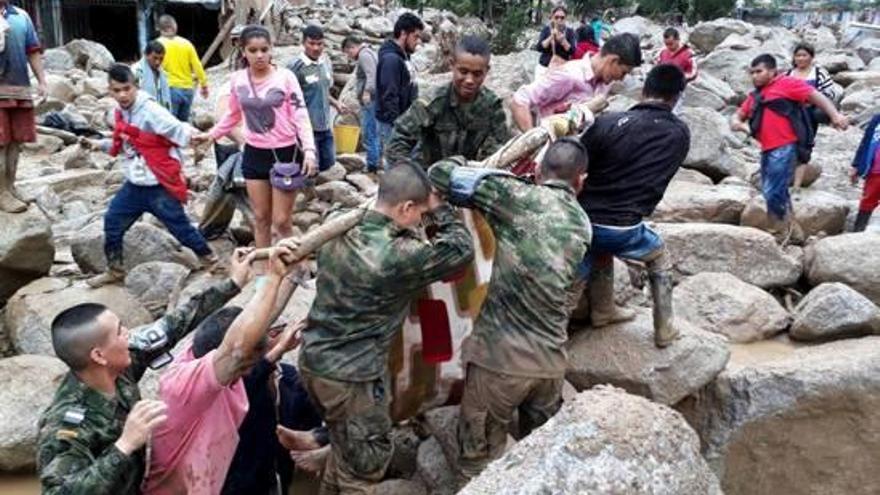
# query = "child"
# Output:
<box><xmin>731</xmin><ymin>54</ymin><xmax>847</xmax><ymax>238</ymax></box>
<box><xmin>85</xmin><ymin>64</ymin><xmax>215</xmax><ymax>287</ymax></box>
<box><xmin>851</xmin><ymin>114</ymin><xmax>880</xmax><ymax>232</ymax></box>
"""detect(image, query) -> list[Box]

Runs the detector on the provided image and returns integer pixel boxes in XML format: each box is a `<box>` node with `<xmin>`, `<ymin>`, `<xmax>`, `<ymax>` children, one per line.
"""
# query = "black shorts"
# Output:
<box><xmin>241</xmin><ymin>143</ymin><xmax>300</xmax><ymax>180</ymax></box>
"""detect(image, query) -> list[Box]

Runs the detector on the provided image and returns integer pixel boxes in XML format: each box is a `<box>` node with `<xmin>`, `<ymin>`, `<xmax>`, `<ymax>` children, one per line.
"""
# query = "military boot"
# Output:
<box><xmin>853</xmin><ymin>210</ymin><xmax>872</xmax><ymax>232</ymax></box>
<box><xmin>86</xmin><ymin>267</ymin><xmax>126</xmax><ymax>288</ymax></box>
<box><xmin>646</xmin><ymin>253</ymin><xmax>679</xmax><ymax>348</ymax></box>
<box><xmin>588</xmin><ymin>262</ymin><xmax>635</xmax><ymax>327</ymax></box>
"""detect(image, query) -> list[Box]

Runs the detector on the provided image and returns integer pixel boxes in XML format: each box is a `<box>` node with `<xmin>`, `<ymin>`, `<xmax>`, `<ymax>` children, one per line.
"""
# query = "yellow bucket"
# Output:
<box><xmin>333</xmin><ymin>116</ymin><xmax>360</xmax><ymax>154</ymax></box>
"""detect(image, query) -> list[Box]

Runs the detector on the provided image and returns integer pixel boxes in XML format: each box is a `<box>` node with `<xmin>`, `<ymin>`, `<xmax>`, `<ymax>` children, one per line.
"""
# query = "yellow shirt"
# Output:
<box><xmin>157</xmin><ymin>36</ymin><xmax>207</xmax><ymax>89</ymax></box>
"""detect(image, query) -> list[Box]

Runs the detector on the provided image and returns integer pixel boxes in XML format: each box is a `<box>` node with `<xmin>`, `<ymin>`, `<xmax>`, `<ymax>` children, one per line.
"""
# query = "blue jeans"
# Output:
<box><xmin>579</xmin><ymin>223</ymin><xmax>664</xmax><ymax>278</ymax></box>
<box><xmin>104</xmin><ymin>182</ymin><xmax>211</xmax><ymax>267</ymax></box>
<box><xmin>170</xmin><ymin>87</ymin><xmax>195</xmax><ymax>122</ymax></box>
<box><xmin>314</xmin><ymin>129</ymin><xmax>336</xmax><ymax>172</ymax></box>
<box><xmin>361</xmin><ymin>102</ymin><xmax>380</xmax><ymax>171</ymax></box>
<box><xmin>378</xmin><ymin>120</ymin><xmax>394</xmax><ymax>170</ymax></box>
<box><xmin>760</xmin><ymin>144</ymin><xmax>797</xmax><ymax>220</ymax></box>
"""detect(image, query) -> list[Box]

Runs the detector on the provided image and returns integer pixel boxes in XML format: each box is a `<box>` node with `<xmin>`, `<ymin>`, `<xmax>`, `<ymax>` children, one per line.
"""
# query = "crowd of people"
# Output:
<box><xmin>0</xmin><ymin>2</ymin><xmax>867</xmax><ymax>494</ymax></box>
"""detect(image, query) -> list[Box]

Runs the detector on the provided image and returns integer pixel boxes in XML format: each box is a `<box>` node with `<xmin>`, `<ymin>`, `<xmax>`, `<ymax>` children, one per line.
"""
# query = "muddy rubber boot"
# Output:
<box><xmin>86</xmin><ymin>267</ymin><xmax>126</xmax><ymax>288</ymax></box>
<box><xmin>853</xmin><ymin>210</ymin><xmax>872</xmax><ymax>232</ymax></box>
<box><xmin>646</xmin><ymin>255</ymin><xmax>679</xmax><ymax>348</ymax></box>
<box><xmin>589</xmin><ymin>263</ymin><xmax>635</xmax><ymax>328</ymax></box>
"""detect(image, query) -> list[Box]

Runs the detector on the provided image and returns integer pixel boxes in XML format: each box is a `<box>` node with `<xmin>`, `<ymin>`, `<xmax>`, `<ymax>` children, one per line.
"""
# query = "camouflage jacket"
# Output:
<box><xmin>299</xmin><ymin>206</ymin><xmax>474</xmax><ymax>382</ymax></box>
<box><xmin>429</xmin><ymin>158</ymin><xmax>592</xmax><ymax>378</ymax></box>
<box><xmin>386</xmin><ymin>84</ymin><xmax>511</xmax><ymax>169</ymax></box>
<box><xmin>36</xmin><ymin>279</ymin><xmax>241</xmax><ymax>495</ymax></box>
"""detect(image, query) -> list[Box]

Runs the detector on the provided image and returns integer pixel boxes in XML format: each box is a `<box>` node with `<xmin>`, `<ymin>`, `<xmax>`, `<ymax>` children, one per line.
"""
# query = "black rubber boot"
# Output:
<box><xmin>853</xmin><ymin>210</ymin><xmax>873</xmax><ymax>232</ymax></box>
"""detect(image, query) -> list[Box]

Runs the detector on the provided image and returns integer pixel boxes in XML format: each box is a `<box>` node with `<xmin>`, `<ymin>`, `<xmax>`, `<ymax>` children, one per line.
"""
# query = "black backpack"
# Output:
<box><xmin>748</xmin><ymin>90</ymin><xmax>815</xmax><ymax>163</ymax></box>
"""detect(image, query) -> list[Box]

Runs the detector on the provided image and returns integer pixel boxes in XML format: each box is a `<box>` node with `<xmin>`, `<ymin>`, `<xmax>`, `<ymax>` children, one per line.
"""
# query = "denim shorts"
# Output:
<box><xmin>579</xmin><ymin>222</ymin><xmax>664</xmax><ymax>277</ymax></box>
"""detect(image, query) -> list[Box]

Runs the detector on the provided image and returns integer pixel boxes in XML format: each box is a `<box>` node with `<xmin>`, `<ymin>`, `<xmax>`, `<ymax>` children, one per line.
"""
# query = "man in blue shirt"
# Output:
<box><xmin>0</xmin><ymin>1</ymin><xmax>47</xmax><ymax>212</ymax></box>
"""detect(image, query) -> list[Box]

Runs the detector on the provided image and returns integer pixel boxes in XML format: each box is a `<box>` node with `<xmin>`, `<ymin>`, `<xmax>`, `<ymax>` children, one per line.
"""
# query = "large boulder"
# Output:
<box><xmin>70</xmin><ymin>221</ymin><xmax>201</xmax><ymax>274</ymax></box>
<box><xmin>613</xmin><ymin>16</ymin><xmax>663</xmax><ymax>44</ymax></box>
<box><xmin>700</xmin><ymin>48</ymin><xmax>786</xmax><ymax>97</ymax></box>
<box><xmin>674</xmin><ymin>272</ymin><xmax>790</xmax><ymax>343</ymax></box>
<box><xmin>0</xmin><ymin>206</ymin><xmax>54</xmax><ymax>304</ymax></box>
<box><xmin>566</xmin><ymin>310</ymin><xmax>730</xmax><ymax>405</ymax></box>
<box><xmin>815</xmin><ymin>50</ymin><xmax>865</xmax><ymax>73</ymax></box>
<box><xmin>64</xmin><ymin>39</ymin><xmax>115</xmax><ymax>71</ymax></box>
<box><xmin>45</xmin><ymin>74</ymin><xmax>77</xmax><ymax>103</ymax></box>
<box><xmin>416</xmin><ymin>437</ymin><xmax>456</xmax><ymax>495</ymax></box>
<box><xmin>679</xmin><ymin>336</ymin><xmax>880</xmax><ymax>495</ymax></box>
<box><xmin>460</xmin><ymin>386</ymin><xmax>722</xmax><ymax>495</ymax></box>
<box><xmin>790</xmin><ymin>282</ymin><xmax>880</xmax><ymax>341</ymax></box>
<box><xmin>678</xmin><ymin>107</ymin><xmax>730</xmax><ymax>180</ymax></box>
<box><xmin>855</xmin><ymin>37</ymin><xmax>880</xmax><ymax>65</ymax></box>
<box><xmin>5</xmin><ymin>277</ymin><xmax>153</xmax><ymax>356</ymax></box>
<box><xmin>655</xmin><ymin>223</ymin><xmax>803</xmax><ymax>288</ymax></box>
<box><xmin>689</xmin><ymin>18</ymin><xmax>753</xmax><ymax>53</ymax></box>
<box><xmin>359</xmin><ymin>16</ymin><xmax>393</xmax><ymax>38</ymax></box>
<box><xmin>652</xmin><ymin>182</ymin><xmax>751</xmax><ymax>224</ymax></box>
<box><xmin>0</xmin><ymin>355</ymin><xmax>67</xmax><ymax>471</ymax></box>
<box><xmin>740</xmin><ymin>190</ymin><xmax>850</xmax><ymax>237</ymax></box>
<box><xmin>800</xmin><ymin>26</ymin><xmax>837</xmax><ymax>54</ymax></box>
<box><xmin>124</xmin><ymin>261</ymin><xmax>192</xmax><ymax>317</ymax></box>
<box><xmin>805</xmin><ymin>233</ymin><xmax>880</xmax><ymax>305</ymax></box>
<box><xmin>42</xmin><ymin>48</ymin><xmax>74</xmax><ymax>73</ymax></box>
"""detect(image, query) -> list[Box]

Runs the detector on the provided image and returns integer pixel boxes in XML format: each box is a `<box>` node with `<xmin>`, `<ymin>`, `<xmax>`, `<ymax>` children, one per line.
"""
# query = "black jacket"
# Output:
<box><xmin>579</xmin><ymin>102</ymin><xmax>691</xmax><ymax>226</ymax></box>
<box><xmin>534</xmin><ymin>25</ymin><xmax>577</xmax><ymax>67</ymax></box>
<box><xmin>376</xmin><ymin>39</ymin><xmax>418</xmax><ymax>124</ymax></box>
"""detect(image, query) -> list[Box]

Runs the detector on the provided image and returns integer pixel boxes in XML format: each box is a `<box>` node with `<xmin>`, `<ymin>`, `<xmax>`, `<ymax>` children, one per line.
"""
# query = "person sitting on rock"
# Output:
<box><xmin>850</xmin><ymin>113</ymin><xmax>880</xmax><ymax>232</ymax></box>
<box><xmin>82</xmin><ymin>64</ymin><xmax>217</xmax><ymax>288</ymax></box>
<box><xmin>510</xmin><ymin>33</ymin><xmax>642</xmax><ymax>131</ymax></box>
<box><xmin>132</xmin><ymin>41</ymin><xmax>172</xmax><ymax>111</ymax></box>
<box><xmin>36</xmin><ymin>249</ymin><xmax>253</xmax><ymax>495</ymax></box>
<box><xmin>731</xmin><ymin>54</ymin><xmax>847</xmax><ymax>242</ymax></box>
<box><xmin>141</xmin><ymin>247</ymin><xmax>302</xmax><ymax>494</ymax></box>
<box><xmin>425</xmin><ymin>139</ymin><xmax>591</xmax><ymax>485</ymax></box>
<box><xmin>290</xmin><ymin>163</ymin><xmax>474</xmax><ymax>494</ymax></box>
<box><xmin>578</xmin><ymin>64</ymin><xmax>691</xmax><ymax>348</ymax></box>
<box><xmin>386</xmin><ymin>35</ymin><xmax>511</xmax><ymax>169</ymax></box>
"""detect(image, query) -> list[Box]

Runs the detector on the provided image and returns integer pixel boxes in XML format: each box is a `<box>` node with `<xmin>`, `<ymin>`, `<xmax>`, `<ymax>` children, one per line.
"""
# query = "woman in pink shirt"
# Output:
<box><xmin>199</xmin><ymin>26</ymin><xmax>316</xmax><ymax>248</ymax></box>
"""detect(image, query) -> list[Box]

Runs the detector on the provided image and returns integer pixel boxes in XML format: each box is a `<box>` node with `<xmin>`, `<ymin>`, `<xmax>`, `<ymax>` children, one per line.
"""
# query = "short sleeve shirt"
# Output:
<box><xmin>738</xmin><ymin>76</ymin><xmax>815</xmax><ymax>151</ymax></box>
<box><xmin>659</xmin><ymin>46</ymin><xmax>694</xmax><ymax>75</ymax></box>
<box><xmin>143</xmin><ymin>346</ymin><xmax>249</xmax><ymax>495</ymax></box>
<box><xmin>0</xmin><ymin>7</ymin><xmax>41</xmax><ymax>89</ymax></box>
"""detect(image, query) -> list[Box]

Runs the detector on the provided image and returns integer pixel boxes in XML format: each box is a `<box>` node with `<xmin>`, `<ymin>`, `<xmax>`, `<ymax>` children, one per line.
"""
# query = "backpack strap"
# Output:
<box><xmin>747</xmin><ymin>89</ymin><xmax>764</xmax><ymax>138</ymax></box>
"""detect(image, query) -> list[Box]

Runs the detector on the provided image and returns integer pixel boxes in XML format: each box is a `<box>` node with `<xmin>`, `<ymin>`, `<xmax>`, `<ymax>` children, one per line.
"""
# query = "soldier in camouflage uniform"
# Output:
<box><xmin>295</xmin><ymin>163</ymin><xmax>474</xmax><ymax>494</ymax></box>
<box><xmin>36</xmin><ymin>250</ymin><xmax>253</xmax><ymax>494</ymax></box>
<box><xmin>386</xmin><ymin>36</ymin><xmax>511</xmax><ymax>169</ymax></box>
<box><xmin>426</xmin><ymin>139</ymin><xmax>591</xmax><ymax>483</ymax></box>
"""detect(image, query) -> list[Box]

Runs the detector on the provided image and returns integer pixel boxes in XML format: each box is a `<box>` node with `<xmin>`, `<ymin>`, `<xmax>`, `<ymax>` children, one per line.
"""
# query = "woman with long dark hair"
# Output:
<box><xmin>198</xmin><ymin>26</ymin><xmax>316</xmax><ymax>248</ymax></box>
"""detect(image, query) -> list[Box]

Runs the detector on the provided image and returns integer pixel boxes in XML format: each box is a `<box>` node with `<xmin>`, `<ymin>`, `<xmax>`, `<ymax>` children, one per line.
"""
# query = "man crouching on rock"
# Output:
<box><xmin>82</xmin><ymin>63</ymin><xmax>217</xmax><ymax>288</ymax></box>
<box><xmin>577</xmin><ymin>64</ymin><xmax>690</xmax><ymax>347</ymax></box>
<box><xmin>290</xmin><ymin>163</ymin><xmax>474</xmax><ymax>494</ymax></box>
<box><xmin>36</xmin><ymin>249</ymin><xmax>254</xmax><ymax>494</ymax></box>
<box><xmin>426</xmin><ymin>139</ymin><xmax>591</xmax><ymax>485</ymax></box>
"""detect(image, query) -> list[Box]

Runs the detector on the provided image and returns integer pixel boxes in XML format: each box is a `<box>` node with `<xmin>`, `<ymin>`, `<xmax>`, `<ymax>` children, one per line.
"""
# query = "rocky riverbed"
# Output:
<box><xmin>0</xmin><ymin>6</ymin><xmax>878</xmax><ymax>495</ymax></box>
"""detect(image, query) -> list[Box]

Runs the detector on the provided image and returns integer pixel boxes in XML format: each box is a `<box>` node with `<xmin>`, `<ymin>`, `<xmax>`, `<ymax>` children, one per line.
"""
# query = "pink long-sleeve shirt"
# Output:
<box><xmin>514</xmin><ymin>57</ymin><xmax>610</xmax><ymax>118</ymax></box>
<box><xmin>210</xmin><ymin>67</ymin><xmax>316</xmax><ymax>153</ymax></box>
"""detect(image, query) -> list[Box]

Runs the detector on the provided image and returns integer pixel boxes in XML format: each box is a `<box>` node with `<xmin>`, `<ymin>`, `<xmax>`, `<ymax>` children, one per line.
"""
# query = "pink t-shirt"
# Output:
<box><xmin>513</xmin><ymin>57</ymin><xmax>610</xmax><ymax>118</ymax></box>
<box><xmin>142</xmin><ymin>346</ymin><xmax>249</xmax><ymax>495</ymax></box>
<box><xmin>210</xmin><ymin>67</ymin><xmax>316</xmax><ymax>153</ymax></box>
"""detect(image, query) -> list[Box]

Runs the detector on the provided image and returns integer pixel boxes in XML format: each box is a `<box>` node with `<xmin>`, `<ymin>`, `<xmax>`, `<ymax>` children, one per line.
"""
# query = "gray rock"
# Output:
<box><xmin>81</xmin><ymin>77</ymin><xmax>109</xmax><ymax>98</ymax></box>
<box><xmin>805</xmin><ymin>233</ymin><xmax>880</xmax><ymax>305</ymax></box>
<box><xmin>64</xmin><ymin>39</ymin><xmax>115</xmax><ymax>71</ymax></box>
<box><xmin>375</xmin><ymin>479</ymin><xmax>428</xmax><ymax>495</ymax></box>
<box><xmin>815</xmin><ymin>50</ymin><xmax>865</xmax><ymax>73</ymax></box>
<box><xmin>0</xmin><ymin>355</ymin><xmax>67</xmax><ymax>471</ymax></box>
<box><xmin>716</xmin><ymin>32</ymin><xmax>760</xmax><ymax>51</ymax></box>
<box><xmin>59</xmin><ymin>144</ymin><xmax>91</xmax><ymax>170</ymax></box>
<box><xmin>840</xmin><ymin>88</ymin><xmax>877</xmax><ymax>113</ymax></box>
<box><xmin>422</xmin><ymin>406</ymin><xmax>459</xmax><ymax>467</ymax></box>
<box><xmin>700</xmin><ymin>48</ymin><xmax>786</xmax><ymax>97</ymax></box>
<box><xmin>674</xmin><ymin>272</ymin><xmax>790</xmax><ymax>343</ymax></box>
<box><xmin>800</xmin><ymin>26</ymin><xmax>837</xmax><ymax>53</ymax></box>
<box><xmin>652</xmin><ymin>182</ymin><xmax>751</xmax><ymax>224</ymax></box>
<box><xmin>125</xmin><ymin>261</ymin><xmax>192</xmax><ymax>317</ymax></box>
<box><xmin>315</xmin><ymin>163</ymin><xmax>347</xmax><ymax>184</ymax></box>
<box><xmin>388</xmin><ymin>425</ymin><xmax>421</xmax><ymax>479</ymax></box>
<box><xmin>0</xmin><ymin>206</ymin><xmax>54</xmax><ymax>304</ymax></box>
<box><xmin>689</xmin><ymin>18</ymin><xmax>753</xmax><ymax>52</ymax></box>
<box><xmin>678</xmin><ymin>336</ymin><xmax>880</xmax><ymax>495</ymax></box>
<box><xmin>345</xmin><ymin>173</ymin><xmax>378</xmax><ymax>195</ymax></box>
<box><xmin>45</xmin><ymin>74</ymin><xmax>77</xmax><ymax>103</ymax></box>
<box><xmin>655</xmin><ymin>223</ymin><xmax>803</xmax><ymax>288</ymax></box>
<box><xmin>461</xmin><ymin>386</ymin><xmax>722</xmax><ymax>495</ymax></box>
<box><xmin>5</xmin><ymin>277</ymin><xmax>153</xmax><ymax>356</ymax></box>
<box><xmin>566</xmin><ymin>309</ymin><xmax>730</xmax><ymax>405</ymax></box>
<box><xmin>855</xmin><ymin>37</ymin><xmax>880</xmax><ymax>64</ymax></box>
<box><xmin>833</xmin><ymin>70</ymin><xmax>880</xmax><ymax>87</ymax></box>
<box><xmin>359</xmin><ymin>17</ymin><xmax>393</xmax><ymax>38</ymax></box>
<box><xmin>740</xmin><ymin>189</ymin><xmax>850</xmax><ymax>237</ymax></box>
<box><xmin>790</xmin><ymin>282</ymin><xmax>880</xmax><ymax>341</ymax></box>
<box><xmin>314</xmin><ymin>181</ymin><xmax>365</xmax><ymax>207</ymax></box>
<box><xmin>71</xmin><ymin>221</ymin><xmax>201</xmax><ymax>274</ymax></box>
<box><xmin>336</xmin><ymin>153</ymin><xmax>366</xmax><ymax>173</ymax></box>
<box><xmin>42</xmin><ymin>48</ymin><xmax>74</xmax><ymax>73</ymax></box>
<box><xmin>671</xmin><ymin>168</ymin><xmax>714</xmax><ymax>185</ymax></box>
<box><xmin>417</xmin><ymin>437</ymin><xmax>456</xmax><ymax>495</ymax></box>
<box><xmin>678</xmin><ymin>107</ymin><xmax>732</xmax><ymax>180</ymax></box>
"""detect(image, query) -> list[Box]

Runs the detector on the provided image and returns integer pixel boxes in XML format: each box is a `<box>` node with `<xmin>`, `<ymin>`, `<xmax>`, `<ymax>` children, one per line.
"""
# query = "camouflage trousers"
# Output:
<box><xmin>301</xmin><ymin>371</ymin><xmax>393</xmax><ymax>495</ymax></box>
<box><xmin>457</xmin><ymin>364</ymin><xmax>563</xmax><ymax>481</ymax></box>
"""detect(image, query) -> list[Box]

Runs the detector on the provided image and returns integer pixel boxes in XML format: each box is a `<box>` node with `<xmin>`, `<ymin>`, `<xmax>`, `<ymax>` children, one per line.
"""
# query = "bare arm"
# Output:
<box><xmin>212</xmin><ymin>247</ymin><xmax>292</xmax><ymax>386</ymax></box>
<box><xmin>28</xmin><ymin>52</ymin><xmax>47</xmax><ymax>94</ymax></box>
<box><xmin>512</xmin><ymin>99</ymin><xmax>535</xmax><ymax>131</ymax></box>
<box><xmin>730</xmin><ymin>109</ymin><xmax>749</xmax><ymax>133</ymax></box>
<box><xmin>808</xmin><ymin>91</ymin><xmax>847</xmax><ymax>129</ymax></box>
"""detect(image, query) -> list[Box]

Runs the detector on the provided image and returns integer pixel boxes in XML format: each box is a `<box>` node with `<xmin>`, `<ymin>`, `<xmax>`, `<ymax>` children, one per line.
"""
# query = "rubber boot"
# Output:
<box><xmin>0</xmin><ymin>144</ymin><xmax>27</xmax><ymax>213</ymax></box>
<box><xmin>589</xmin><ymin>261</ymin><xmax>636</xmax><ymax>328</ymax></box>
<box><xmin>646</xmin><ymin>252</ymin><xmax>678</xmax><ymax>348</ymax></box>
<box><xmin>87</xmin><ymin>255</ymin><xmax>125</xmax><ymax>288</ymax></box>
<box><xmin>853</xmin><ymin>210</ymin><xmax>872</xmax><ymax>232</ymax></box>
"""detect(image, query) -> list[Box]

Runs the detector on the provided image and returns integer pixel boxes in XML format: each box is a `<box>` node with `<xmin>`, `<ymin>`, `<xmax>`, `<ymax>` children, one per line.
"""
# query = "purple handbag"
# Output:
<box><xmin>270</xmin><ymin>156</ymin><xmax>309</xmax><ymax>191</ymax></box>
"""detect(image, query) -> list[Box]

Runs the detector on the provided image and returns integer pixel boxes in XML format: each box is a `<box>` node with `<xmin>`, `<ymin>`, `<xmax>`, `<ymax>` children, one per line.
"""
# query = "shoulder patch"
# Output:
<box><xmin>62</xmin><ymin>407</ymin><xmax>86</xmax><ymax>426</ymax></box>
